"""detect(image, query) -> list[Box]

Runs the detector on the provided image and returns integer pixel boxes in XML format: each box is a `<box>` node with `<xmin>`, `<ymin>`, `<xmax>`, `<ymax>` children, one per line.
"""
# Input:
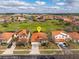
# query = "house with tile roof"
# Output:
<box><xmin>30</xmin><ymin>32</ymin><xmax>48</xmax><ymax>54</ymax></box>
<box><xmin>0</xmin><ymin>32</ymin><xmax>14</xmax><ymax>44</ymax></box>
<box><xmin>31</xmin><ymin>32</ymin><xmax>48</xmax><ymax>44</ymax></box>
<box><xmin>51</xmin><ymin>30</ymin><xmax>70</xmax><ymax>44</ymax></box>
<box><xmin>68</xmin><ymin>32</ymin><xmax>79</xmax><ymax>43</ymax></box>
<box><xmin>13</xmin><ymin>29</ymin><xmax>31</xmax><ymax>46</ymax></box>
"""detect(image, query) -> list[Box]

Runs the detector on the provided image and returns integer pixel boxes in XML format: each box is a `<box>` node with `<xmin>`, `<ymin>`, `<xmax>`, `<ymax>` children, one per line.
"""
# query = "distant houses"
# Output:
<box><xmin>0</xmin><ymin>14</ymin><xmax>26</xmax><ymax>23</ymax></box>
<box><xmin>0</xmin><ymin>14</ymin><xmax>79</xmax><ymax>24</ymax></box>
<box><xmin>63</xmin><ymin>17</ymin><xmax>72</xmax><ymax>22</ymax></box>
<box><xmin>17</xmin><ymin>17</ymin><xmax>26</xmax><ymax>22</ymax></box>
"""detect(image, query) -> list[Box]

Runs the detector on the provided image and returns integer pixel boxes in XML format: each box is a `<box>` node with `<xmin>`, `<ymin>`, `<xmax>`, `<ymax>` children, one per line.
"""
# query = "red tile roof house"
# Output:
<box><xmin>0</xmin><ymin>31</ymin><xmax>17</xmax><ymax>55</ymax></box>
<box><xmin>0</xmin><ymin>29</ymin><xmax>31</xmax><ymax>48</ymax></box>
<box><xmin>30</xmin><ymin>32</ymin><xmax>48</xmax><ymax>54</ymax></box>
<box><xmin>13</xmin><ymin>29</ymin><xmax>31</xmax><ymax>46</ymax></box>
<box><xmin>0</xmin><ymin>32</ymin><xmax>14</xmax><ymax>44</ymax></box>
<box><xmin>51</xmin><ymin>30</ymin><xmax>71</xmax><ymax>48</ymax></box>
<box><xmin>2</xmin><ymin>29</ymin><xmax>31</xmax><ymax>55</ymax></box>
<box><xmin>68</xmin><ymin>32</ymin><xmax>79</xmax><ymax>43</ymax></box>
<box><xmin>31</xmin><ymin>32</ymin><xmax>48</xmax><ymax>45</ymax></box>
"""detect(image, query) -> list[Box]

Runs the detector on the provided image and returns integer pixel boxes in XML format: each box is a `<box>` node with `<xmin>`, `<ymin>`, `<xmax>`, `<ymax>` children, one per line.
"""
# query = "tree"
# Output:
<box><xmin>2</xmin><ymin>20</ymin><xmax>8</xmax><ymax>27</ymax></box>
<box><xmin>64</xmin><ymin>22</ymin><xmax>71</xmax><ymax>26</ymax></box>
<box><xmin>64</xmin><ymin>26</ymin><xmax>73</xmax><ymax>32</ymax></box>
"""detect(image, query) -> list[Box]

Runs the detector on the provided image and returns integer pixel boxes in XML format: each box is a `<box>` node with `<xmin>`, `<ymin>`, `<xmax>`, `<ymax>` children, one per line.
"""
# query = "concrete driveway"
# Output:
<box><xmin>2</xmin><ymin>42</ymin><xmax>16</xmax><ymax>55</ymax></box>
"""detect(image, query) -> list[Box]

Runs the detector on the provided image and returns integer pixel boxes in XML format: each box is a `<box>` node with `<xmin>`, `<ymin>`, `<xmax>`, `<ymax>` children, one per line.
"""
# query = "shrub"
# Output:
<box><xmin>16</xmin><ymin>42</ymin><xmax>26</xmax><ymax>47</ymax></box>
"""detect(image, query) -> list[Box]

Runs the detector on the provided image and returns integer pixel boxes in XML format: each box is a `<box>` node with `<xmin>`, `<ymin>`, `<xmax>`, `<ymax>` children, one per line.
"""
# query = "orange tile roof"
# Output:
<box><xmin>1</xmin><ymin>32</ymin><xmax>14</xmax><ymax>41</ymax></box>
<box><xmin>51</xmin><ymin>30</ymin><xmax>64</xmax><ymax>36</ymax></box>
<box><xmin>31</xmin><ymin>32</ymin><xmax>48</xmax><ymax>42</ymax></box>
<box><xmin>51</xmin><ymin>30</ymin><xmax>66</xmax><ymax>42</ymax></box>
<box><xmin>68</xmin><ymin>32</ymin><xmax>79</xmax><ymax>40</ymax></box>
<box><xmin>15</xmin><ymin>29</ymin><xmax>29</xmax><ymax>42</ymax></box>
<box><xmin>16</xmin><ymin>29</ymin><xmax>29</xmax><ymax>35</ymax></box>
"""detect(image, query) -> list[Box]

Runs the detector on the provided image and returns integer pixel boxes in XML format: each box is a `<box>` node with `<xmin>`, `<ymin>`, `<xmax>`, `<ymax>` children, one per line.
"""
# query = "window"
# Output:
<box><xmin>55</xmin><ymin>36</ymin><xmax>58</xmax><ymax>39</ymax></box>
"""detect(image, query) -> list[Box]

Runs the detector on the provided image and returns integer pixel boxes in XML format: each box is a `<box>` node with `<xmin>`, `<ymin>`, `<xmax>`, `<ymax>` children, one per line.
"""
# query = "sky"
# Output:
<box><xmin>0</xmin><ymin>0</ymin><xmax>79</xmax><ymax>13</ymax></box>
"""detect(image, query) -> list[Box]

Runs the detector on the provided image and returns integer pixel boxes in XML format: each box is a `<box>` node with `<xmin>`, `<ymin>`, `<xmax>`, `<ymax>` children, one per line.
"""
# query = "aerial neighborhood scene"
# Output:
<box><xmin>0</xmin><ymin>0</ymin><xmax>79</xmax><ymax>56</ymax></box>
<box><xmin>0</xmin><ymin>13</ymin><xmax>79</xmax><ymax>55</ymax></box>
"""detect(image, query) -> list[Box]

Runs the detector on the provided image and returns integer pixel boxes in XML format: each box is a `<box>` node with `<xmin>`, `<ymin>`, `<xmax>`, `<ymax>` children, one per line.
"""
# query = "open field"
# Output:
<box><xmin>0</xmin><ymin>20</ymin><xmax>64</xmax><ymax>32</ymax></box>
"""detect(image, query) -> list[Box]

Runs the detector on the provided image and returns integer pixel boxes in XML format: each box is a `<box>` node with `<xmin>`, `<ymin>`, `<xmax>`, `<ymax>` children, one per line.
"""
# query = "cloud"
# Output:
<box><xmin>0</xmin><ymin>0</ymin><xmax>30</xmax><ymax>7</ymax></box>
<box><xmin>18</xmin><ymin>6</ymin><xmax>35</xmax><ymax>10</ymax></box>
<box><xmin>50</xmin><ymin>6</ymin><xmax>60</xmax><ymax>9</ymax></box>
<box><xmin>35</xmin><ymin>1</ymin><xmax>46</xmax><ymax>5</ymax></box>
<box><xmin>65</xmin><ymin>0</ymin><xmax>79</xmax><ymax>7</ymax></box>
<box><xmin>71</xmin><ymin>0</ymin><xmax>79</xmax><ymax>7</ymax></box>
<box><xmin>56</xmin><ymin>2</ymin><xmax>67</xmax><ymax>5</ymax></box>
<box><xmin>0</xmin><ymin>0</ymin><xmax>78</xmax><ymax>13</ymax></box>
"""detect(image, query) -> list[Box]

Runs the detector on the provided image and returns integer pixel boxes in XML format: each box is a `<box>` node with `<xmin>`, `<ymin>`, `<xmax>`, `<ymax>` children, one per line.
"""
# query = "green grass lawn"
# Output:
<box><xmin>13</xmin><ymin>51</ymin><xmax>30</xmax><ymax>55</ymax></box>
<box><xmin>0</xmin><ymin>20</ymin><xmax>64</xmax><ymax>32</ymax></box>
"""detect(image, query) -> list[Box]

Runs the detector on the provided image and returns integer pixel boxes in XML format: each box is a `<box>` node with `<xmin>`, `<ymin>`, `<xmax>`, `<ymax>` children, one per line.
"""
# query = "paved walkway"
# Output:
<box><xmin>29</xmin><ymin>42</ymin><xmax>40</xmax><ymax>55</ymax></box>
<box><xmin>2</xmin><ymin>42</ymin><xmax>16</xmax><ymax>55</ymax></box>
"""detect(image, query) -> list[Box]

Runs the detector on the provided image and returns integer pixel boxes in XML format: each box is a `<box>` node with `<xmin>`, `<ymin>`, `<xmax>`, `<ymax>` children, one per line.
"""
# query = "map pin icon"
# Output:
<box><xmin>37</xmin><ymin>26</ymin><xmax>41</xmax><ymax>32</ymax></box>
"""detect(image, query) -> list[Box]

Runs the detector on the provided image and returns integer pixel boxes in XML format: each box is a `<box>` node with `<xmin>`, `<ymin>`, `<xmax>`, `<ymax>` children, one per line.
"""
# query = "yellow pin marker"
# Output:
<box><xmin>37</xmin><ymin>26</ymin><xmax>41</xmax><ymax>32</ymax></box>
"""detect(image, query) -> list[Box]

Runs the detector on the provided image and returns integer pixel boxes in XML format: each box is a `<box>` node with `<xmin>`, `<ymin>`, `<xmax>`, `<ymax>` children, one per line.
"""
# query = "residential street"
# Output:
<box><xmin>2</xmin><ymin>42</ymin><xmax>16</xmax><ymax>55</ymax></box>
<box><xmin>62</xmin><ymin>48</ymin><xmax>73</xmax><ymax>55</ymax></box>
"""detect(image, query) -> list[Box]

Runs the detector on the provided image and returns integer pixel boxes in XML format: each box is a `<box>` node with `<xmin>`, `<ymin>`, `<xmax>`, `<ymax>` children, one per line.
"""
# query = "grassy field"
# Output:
<box><xmin>0</xmin><ymin>20</ymin><xmax>64</xmax><ymax>32</ymax></box>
